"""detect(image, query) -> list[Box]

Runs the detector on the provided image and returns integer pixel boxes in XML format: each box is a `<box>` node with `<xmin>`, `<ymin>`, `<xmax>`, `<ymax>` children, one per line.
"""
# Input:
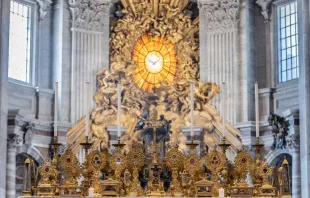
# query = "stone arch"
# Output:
<box><xmin>17</xmin><ymin>144</ymin><xmax>45</xmax><ymax>165</ymax></box>
<box><xmin>264</xmin><ymin>147</ymin><xmax>295</xmax><ymax>164</ymax></box>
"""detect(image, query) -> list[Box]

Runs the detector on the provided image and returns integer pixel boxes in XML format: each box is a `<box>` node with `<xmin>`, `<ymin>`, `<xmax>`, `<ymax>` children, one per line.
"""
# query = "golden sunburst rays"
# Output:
<box><xmin>133</xmin><ymin>35</ymin><xmax>177</xmax><ymax>92</ymax></box>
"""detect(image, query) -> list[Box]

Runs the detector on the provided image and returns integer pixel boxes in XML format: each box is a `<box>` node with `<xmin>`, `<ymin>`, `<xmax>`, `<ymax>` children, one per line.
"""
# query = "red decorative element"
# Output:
<box><xmin>263</xmin><ymin>168</ymin><xmax>268</xmax><ymax>173</ymax></box>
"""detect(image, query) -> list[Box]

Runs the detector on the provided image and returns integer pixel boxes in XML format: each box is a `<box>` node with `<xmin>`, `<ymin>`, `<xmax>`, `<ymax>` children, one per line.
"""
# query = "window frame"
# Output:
<box><xmin>8</xmin><ymin>0</ymin><xmax>37</xmax><ymax>86</ymax></box>
<box><xmin>272</xmin><ymin>0</ymin><xmax>299</xmax><ymax>85</ymax></box>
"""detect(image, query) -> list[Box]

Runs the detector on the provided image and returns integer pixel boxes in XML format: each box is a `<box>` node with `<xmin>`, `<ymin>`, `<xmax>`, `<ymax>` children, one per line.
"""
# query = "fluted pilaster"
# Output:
<box><xmin>68</xmin><ymin>0</ymin><xmax>112</xmax><ymax>122</ymax></box>
<box><xmin>198</xmin><ymin>0</ymin><xmax>240</xmax><ymax>123</ymax></box>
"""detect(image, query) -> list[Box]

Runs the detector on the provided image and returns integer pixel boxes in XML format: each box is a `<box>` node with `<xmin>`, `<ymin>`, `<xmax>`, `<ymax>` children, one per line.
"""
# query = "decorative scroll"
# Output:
<box><xmin>256</xmin><ymin>0</ymin><xmax>274</xmax><ymax>22</ymax></box>
<box><xmin>36</xmin><ymin>0</ymin><xmax>52</xmax><ymax>21</ymax></box>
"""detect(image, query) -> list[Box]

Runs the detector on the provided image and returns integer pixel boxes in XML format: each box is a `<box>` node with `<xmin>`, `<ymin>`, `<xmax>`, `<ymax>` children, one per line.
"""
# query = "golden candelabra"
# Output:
<box><xmin>251</xmin><ymin>137</ymin><xmax>265</xmax><ymax>196</ymax></box>
<box><xmin>79</xmin><ymin>136</ymin><xmax>93</xmax><ymax>196</ymax></box>
<box><xmin>184</xmin><ymin>139</ymin><xmax>201</xmax><ymax>197</ymax></box>
<box><xmin>218</xmin><ymin>136</ymin><xmax>231</xmax><ymax>196</ymax></box>
<box><xmin>50</xmin><ymin>136</ymin><xmax>62</xmax><ymax>167</ymax></box>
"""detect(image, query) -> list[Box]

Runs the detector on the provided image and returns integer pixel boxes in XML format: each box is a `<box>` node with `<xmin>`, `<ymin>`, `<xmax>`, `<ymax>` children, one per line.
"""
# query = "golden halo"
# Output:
<box><xmin>133</xmin><ymin>35</ymin><xmax>177</xmax><ymax>92</ymax></box>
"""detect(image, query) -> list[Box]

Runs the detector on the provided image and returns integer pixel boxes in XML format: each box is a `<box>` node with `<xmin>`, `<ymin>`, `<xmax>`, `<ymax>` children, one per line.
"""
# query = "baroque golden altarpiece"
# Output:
<box><xmin>21</xmin><ymin>0</ymin><xmax>289</xmax><ymax>197</ymax></box>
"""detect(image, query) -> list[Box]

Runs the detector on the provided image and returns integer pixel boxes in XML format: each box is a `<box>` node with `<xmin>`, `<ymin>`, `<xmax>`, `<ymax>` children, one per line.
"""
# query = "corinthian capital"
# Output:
<box><xmin>36</xmin><ymin>0</ymin><xmax>52</xmax><ymax>21</ymax></box>
<box><xmin>7</xmin><ymin>134</ymin><xmax>23</xmax><ymax>149</ymax></box>
<box><xmin>256</xmin><ymin>0</ymin><xmax>273</xmax><ymax>22</ymax></box>
<box><xmin>198</xmin><ymin>0</ymin><xmax>240</xmax><ymax>31</ymax></box>
<box><xmin>68</xmin><ymin>0</ymin><xmax>112</xmax><ymax>32</ymax></box>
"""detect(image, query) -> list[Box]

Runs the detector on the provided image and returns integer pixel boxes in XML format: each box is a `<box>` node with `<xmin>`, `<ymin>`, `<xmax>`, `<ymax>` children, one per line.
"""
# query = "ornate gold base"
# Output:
<box><xmin>22</xmin><ymin>190</ymin><xmax>32</xmax><ymax>196</ymax></box>
<box><xmin>229</xmin><ymin>186</ymin><xmax>254</xmax><ymax>197</ymax></box>
<box><xmin>101</xmin><ymin>178</ymin><xmax>122</xmax><ymax>197</ymax></box>
<box><xmin>259</xmin><ymin>184</ymin><xmax>276</xmax><ymax>197</ymax></box>
<box><xmin>58</xmin><ymin>185</ymin><xmax>81</xmax><ymax>197</ymax></box>
<box><xmin>36</xmin><ymin>184</ymin><xmax>55</xmax><ymax>196</ymax></box>
<box><xmin>194</xmin><ymin>178</ymin><xmax>214</xmax><ymax>197</ymax></box>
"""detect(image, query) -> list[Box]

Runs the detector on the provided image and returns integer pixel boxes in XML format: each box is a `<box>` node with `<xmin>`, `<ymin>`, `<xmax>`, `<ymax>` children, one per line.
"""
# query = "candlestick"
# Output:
<box><xmin>190</xmin><ymin>82</ymin><xmax>194</xmax><ymax>140</ymax></box>
<box><xmin>255</xmin><ymin>82</ymin><xmax>259</xmax><ymax>137</ymax></box>
<box><xmin>85</xmin><ymin>81</ymin><xmax>89</xmax><ymax>136</ymax></box>
<box><xmin>54</xmin><ymin>81</ymin><xmax>58</xmax><ymax>137</ymax></box>
<box><xmin>222</xmin><ymin>82</ymin><xmax>226</xmax><ymax>138</ymax></box>
<box><xmin>117</xmin><ymin>82</ymin><xmax>121</xmax><ymax>137</ymax></box>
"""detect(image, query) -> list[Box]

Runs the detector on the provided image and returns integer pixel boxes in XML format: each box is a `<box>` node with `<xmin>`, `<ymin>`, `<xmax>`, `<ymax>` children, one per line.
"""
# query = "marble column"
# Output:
<box><xmin>198</xmin><ymin>0</ymin><xmax>240</xmax><ymax>123</ymax></box>
<box><xmin>0</xmin><ymin>0</ymin><xmax>10</xmax><ymax>196</ymax></box>
<box><xmin>6</xmin><ymin>134</ymin><xmax>21</xmax><ymax>198</ymax></box>
<box><xmin>297</xmin><ymin>0</ymin><xmax>310</xmax><ymax>197</ymax></box>
<box><xmin>68</xmin><ymin>0</ymin><xmax>111</xmax><ymax>123</ymax></box>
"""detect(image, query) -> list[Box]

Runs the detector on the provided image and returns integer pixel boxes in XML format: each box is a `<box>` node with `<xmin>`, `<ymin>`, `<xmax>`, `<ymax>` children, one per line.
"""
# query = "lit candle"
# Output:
<box><xmin>255</xmin><ymin>82</ymin><xmax>259</xmax><ymax>137</ymax></box>
<box><xmin>222</xmin><ymin>82</ymin><xmax>226</xmax><ymax>137</ymax></box>
<box><xmin>88</xmin><ymin>187</ymin><xmax>94</xmax><ymax>197</ymax></box>
<box><xmin>54</xmin><ymin>81</ymin><xmax>58</xmax><ymax>137</ymax></box>
<box><xmin>117</xmin><ymin>82</ymin><xmax>121</xmax><ymax>137</ymax></box>
<box><xmin>85</xmin><ymin>81</ymin><xmax>89</xmax><ymax>136</ymax></box>
<box><xmin>190</xmin><ymin>82</ymin><xmax>194</xmax><ymax>139</ymax></box>
<box><xmin>219</xmin><ymin>187</ymin><xmax>225</xmax><ymax>197</ymax></box>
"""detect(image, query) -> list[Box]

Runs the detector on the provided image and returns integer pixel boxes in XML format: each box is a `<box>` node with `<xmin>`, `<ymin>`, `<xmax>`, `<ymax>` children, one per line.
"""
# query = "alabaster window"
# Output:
<box><xmin>277</xmin><ymin>1</ymin><xmax>298</xmax><ymax>83</ymax></box>
<box><xmin>8</xmin><ymin>0</ymin><xmax>35</xmax><ymax>84</ymax></box>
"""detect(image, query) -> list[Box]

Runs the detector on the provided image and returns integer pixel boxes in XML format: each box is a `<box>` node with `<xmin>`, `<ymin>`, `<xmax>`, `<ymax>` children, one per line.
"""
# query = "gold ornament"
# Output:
<box><xmin>258</xmin><ymin>161</ymin><xmax>276</xmax><ymax>197</ymax></box>
<box><xmin>110</xmin><ymin>151</ymin><xmax>127</xmax><ymax>176</ymax></box>
<box><xmin>58</xmin><ymin>147</ymin><xmax>81</xmax><ymax>196</ymax></box>
<box><xmin>126</xmin><ymin>142</ymin><xmax>145</xmax><ymax>196</ymax></box>
<box><xmin>37</xmin><ymin>159</ymin><xmax>58</xmax><ymax>196</ymax></box>
<box><xmin>86</xmin><ymin>150</ymin><xmax>107</xmax><ymax>172</ymax></box>
<box><xmin>205</xmin><ymin>150</ymin><xmax>226</xmax><ymax>182</ymax></box>
<box><xmin>86</xmin><ymin>150</ymin><xmax>107</xmax><ymax>196</ymax></box>
<box><xmin>229</xmin><ymin>147</ymin><xmax>254</xmax><ymax>197</ymax></box>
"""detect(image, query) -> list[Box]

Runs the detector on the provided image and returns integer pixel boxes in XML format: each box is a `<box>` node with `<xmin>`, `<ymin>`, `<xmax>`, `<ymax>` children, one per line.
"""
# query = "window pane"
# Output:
<box><xmin>286</xmin><ymin>37</ymin><xmax>291</xmax><ymax>48</ymax></box>
<box><xmin>292</xmin><ymin>68</ymin><xmax>297</xmax><ymax>78</ymax></box>
<box><xmin>287</xmin><ymin>70</ymin><xmax>292</xmax><ymax>80</ymax></box>
<box><xmin>292</xmin><ymin>35</ymin><xmax>296</xmax><ymax>46</ymax></box>
<box><xmin>292</xmin><ymin>46</ymin><xmax>297</xmax><ymax>56</ymax></box>
<box><xmin>282</xmin><ymin>60</ymin><xmax>286</xmax><ymax>71</ymax></box>
<box><xmin>281</xmin><ymin>39</ymin><xmax>286</xmax><ymax>48</ymax></box>
<box><xmin>287</xmin><ymin>58</ymin><xmax>292</xmax><ymax>69</ymax></box>
<box><xmin>8</xmin><ymin>0</ymin><xmax>32</xmax><ymax>83</ymax></box>
<box><xmin>281</xmin><ymin>28</ymin><xmax>286</xmax><ymax>38</ymax></box>
<box><xmin>282</xmin><ymin>72</ymin><xmax>287</xmax><ymax>82</ymax></box>
<box><xmin>278</xmin><ymin>1</ymin><xmax>299</xmax><ymax>83</ymax></box>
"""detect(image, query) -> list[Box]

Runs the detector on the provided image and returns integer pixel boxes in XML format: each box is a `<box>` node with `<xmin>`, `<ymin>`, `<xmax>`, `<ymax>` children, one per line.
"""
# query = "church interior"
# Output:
<box><xmin>0</xmin><ymin>0</ymin><xmax>309</xmax><ymax>197</ymax></box>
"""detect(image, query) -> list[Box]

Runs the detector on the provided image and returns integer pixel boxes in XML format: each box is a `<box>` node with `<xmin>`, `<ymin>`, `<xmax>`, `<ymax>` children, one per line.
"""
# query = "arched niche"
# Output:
<box><xmin>15</xmin><ymin>153</ymin><xmax>40</xmax><ymax>197</ymax></box>
<box><xmin>269</xmin><ymin>153</ymin><xmax>292</xmax><ymax>196</ymax></box>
